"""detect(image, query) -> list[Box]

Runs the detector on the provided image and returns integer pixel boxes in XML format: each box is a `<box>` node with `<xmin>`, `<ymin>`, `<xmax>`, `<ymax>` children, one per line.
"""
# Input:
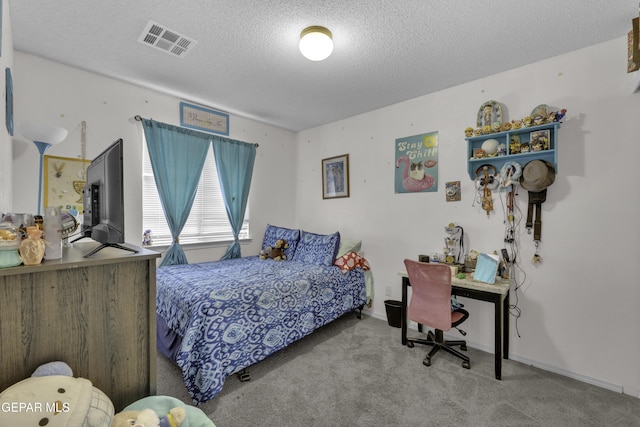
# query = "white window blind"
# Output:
<box><xmin>142</xmin><ymin>139</ymin><xmax>249</xmax><ymax>245</ymax></box>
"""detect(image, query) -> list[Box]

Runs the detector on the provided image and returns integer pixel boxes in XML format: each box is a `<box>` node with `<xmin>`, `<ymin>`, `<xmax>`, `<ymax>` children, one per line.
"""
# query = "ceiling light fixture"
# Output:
<box><xmin>299</xmin><ymin>26</ymin><xmax>333</xmax><ymax>61</ymax></box>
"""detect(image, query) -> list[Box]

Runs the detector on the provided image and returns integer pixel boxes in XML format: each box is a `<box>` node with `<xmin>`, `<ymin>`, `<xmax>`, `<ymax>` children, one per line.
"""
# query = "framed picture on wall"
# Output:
<box><xmin>43</xmin><ymin>155</ymin><xmax>91</xmax><ymax>213</ymax></box>
<box><xmin>180</xmin><ymin>102</ymin><xmax>229</xmax><ymax>135</ymax></box>
<box><xmin>322</xmin><ymin>154</ymin><xmax>349</xmax><ymax>199</ymax></box>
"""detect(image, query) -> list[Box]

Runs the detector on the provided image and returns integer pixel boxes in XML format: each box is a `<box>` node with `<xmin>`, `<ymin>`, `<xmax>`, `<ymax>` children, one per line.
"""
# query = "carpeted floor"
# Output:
<box><xmin>157</xmin><ymin>314</ymin><xmax>640</xmax><ymax>427</ymax></box>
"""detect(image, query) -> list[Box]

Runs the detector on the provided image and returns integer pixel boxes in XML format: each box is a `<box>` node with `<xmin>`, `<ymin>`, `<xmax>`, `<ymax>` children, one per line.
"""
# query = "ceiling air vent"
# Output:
<box><xmin>138</xmin><ymin>20</ymin><xmax>197</xmax><ymax>58</ymax></box>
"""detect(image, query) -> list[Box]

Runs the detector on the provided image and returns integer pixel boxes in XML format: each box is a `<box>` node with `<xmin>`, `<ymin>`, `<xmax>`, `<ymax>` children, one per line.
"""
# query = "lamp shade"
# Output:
<box><xmin>19</xmin><ymin>122</ymin><xmax>68</xmax><ymax>144</ymax></box>
<box><xmin>299</xmin><ymin>26</ymin><xmax>333</xmax><ymax>61</ymax></box>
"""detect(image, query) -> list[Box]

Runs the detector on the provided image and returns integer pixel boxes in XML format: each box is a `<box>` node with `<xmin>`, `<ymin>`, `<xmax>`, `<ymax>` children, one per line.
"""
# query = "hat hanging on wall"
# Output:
<box><xmin>519</xmin><ymin>160</ymin><xmax>555</xmax><ymax>192</ymax></box>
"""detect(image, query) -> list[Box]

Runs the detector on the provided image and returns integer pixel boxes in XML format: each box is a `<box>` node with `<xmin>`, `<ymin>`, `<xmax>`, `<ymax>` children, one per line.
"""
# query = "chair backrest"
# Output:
<box><xmin>404</xmin><ymin>259</ymin><xmax>453</xmax><ymax>331</ymax></box>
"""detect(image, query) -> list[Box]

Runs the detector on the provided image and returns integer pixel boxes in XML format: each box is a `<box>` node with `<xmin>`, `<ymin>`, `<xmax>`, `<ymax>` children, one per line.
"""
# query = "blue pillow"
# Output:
<box><xmin>262</xmin><ymin>224</ymin><xmax>300</xmax><ymax>260</ymax></box>
<box><xmin>293</xmin><ymin>230</ymin><xmax>341</xmax><ymax>266</ymax></box>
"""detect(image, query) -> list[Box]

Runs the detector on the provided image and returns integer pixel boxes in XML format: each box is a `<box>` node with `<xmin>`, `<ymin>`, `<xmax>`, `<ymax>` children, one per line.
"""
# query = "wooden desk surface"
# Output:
<box><xmin>399</xmin><ymin>270</ymin><xmax>510</xmax><ymax>296</ymax></box>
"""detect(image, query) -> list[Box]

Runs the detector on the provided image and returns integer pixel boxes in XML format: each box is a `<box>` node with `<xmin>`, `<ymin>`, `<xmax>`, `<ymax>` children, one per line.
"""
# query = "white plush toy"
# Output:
<box><xmin>0</xmin><ymin>361</ymin><xmax>114</xmax><ymax>427</ymax></box>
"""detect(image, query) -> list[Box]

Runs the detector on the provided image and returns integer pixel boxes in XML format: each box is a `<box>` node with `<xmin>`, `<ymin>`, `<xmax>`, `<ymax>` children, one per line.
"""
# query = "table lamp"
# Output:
<box><xmin>19</xmin><ymin>122</ymin><xmax>68</xmax><ymax>215</ymax></box>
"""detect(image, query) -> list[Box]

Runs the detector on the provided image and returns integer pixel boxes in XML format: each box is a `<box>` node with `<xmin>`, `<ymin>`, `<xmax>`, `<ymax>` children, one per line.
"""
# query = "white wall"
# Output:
<box><xmin>295</xmin><ymin>37</ymin><xmax>640</xmax><ymax>396</ymax></box>
<box><xmin>11</xmin><ymin>52</ymin><xmax>297</xmax><ymax>262</ymax></box>
<box><xmin>0</xmin><ymin>0</ymin><xmax>14</xmax><ymax>212</ymax></box>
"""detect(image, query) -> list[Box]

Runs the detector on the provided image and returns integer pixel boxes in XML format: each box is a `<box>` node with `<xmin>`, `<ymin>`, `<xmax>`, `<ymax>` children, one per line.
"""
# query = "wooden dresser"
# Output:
<box><xmin>0</xmin><ymin>241</ymin><xmax>160</xmax><ymax>411</ymax></box>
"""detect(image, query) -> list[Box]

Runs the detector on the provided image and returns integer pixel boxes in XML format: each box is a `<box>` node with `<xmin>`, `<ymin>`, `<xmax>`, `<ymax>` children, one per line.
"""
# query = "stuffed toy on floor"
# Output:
<box><xmin>114</xmin><ymin>395</ymin><xmax>215</xmax><ymax>427</ymax></box>
<box><xmin>111</xmin><ymin>406</ymin><xmax>185</xmax><ymax>427</ymax></box>
<box><xmin>0</xmin><ymin>361</ymin><xmax>114</xmax><ymax>427</ymax></box>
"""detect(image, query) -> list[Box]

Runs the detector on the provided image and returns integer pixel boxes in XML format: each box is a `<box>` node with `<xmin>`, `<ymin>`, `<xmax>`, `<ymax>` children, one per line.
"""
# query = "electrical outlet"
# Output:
<box><xmin>385</xmin><ymin>286</ymin><xmax>392</xmax><ymax>297</ymax></box>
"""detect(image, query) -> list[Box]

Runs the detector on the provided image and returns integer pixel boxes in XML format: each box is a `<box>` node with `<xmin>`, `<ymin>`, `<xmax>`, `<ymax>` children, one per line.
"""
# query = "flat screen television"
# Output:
<box><xmin>79</xmin><ymin>138</ymin><xmax>137</xmax><ymax>257</ymax></box>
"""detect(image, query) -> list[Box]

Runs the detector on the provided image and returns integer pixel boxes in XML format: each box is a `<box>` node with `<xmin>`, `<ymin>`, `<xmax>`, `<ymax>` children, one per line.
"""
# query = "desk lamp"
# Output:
<box><xmin>19</xmin><ymin>122</ymin><xmax>68</xmax><ymax>215</ymax></box>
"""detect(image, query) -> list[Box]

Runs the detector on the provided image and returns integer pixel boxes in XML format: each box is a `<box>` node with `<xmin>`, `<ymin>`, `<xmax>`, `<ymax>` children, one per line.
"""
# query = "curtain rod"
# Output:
<box><xmin>133</xmin><ymin>115</ymin><xmax>258</xmax><ymax>147</ymax></box>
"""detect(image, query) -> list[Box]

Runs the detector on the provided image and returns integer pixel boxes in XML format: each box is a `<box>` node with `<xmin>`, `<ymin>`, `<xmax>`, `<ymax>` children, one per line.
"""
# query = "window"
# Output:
<box><xmin>142</xmin><ymin>139</ymin><xmax>249</xmax><ymax>245</ymax></box>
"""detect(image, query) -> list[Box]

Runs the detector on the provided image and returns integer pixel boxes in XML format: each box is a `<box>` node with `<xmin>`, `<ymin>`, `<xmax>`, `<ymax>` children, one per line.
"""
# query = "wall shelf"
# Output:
<box><xmin>466</xmin><ymin>122</ymin><xmax>559</xmax><ymax>180</ymax></box>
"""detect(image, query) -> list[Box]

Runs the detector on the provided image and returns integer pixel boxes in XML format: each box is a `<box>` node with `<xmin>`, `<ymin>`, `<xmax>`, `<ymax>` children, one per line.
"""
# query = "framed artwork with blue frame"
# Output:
<box><xmin>179</xmin><ymin>102</ymin><xmax>229</xmax><ymax>135</ymax></box>
<box><xmin>5</xmin><ymin>68</ymin><xmax>13</xmax><ymax>136</ymax></box>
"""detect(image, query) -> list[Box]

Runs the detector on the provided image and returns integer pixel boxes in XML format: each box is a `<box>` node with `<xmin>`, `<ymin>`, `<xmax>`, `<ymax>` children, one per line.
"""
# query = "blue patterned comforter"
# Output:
<box><xmin>156</xmin><ymin>256</ymin><xmax>366</xmax><ymax>403</ymax></box>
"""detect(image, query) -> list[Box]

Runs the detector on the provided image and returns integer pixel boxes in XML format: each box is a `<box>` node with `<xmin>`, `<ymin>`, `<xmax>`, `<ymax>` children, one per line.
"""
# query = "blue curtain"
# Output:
<box><xmin>212</xmin><ymin>137</ymin><xmax>257</xmax><ymax>259</ymax></box>
<box><xmin>141</xmin><ymin>118</ymin><xmax>211</xmax><ymax>266</ymax></box>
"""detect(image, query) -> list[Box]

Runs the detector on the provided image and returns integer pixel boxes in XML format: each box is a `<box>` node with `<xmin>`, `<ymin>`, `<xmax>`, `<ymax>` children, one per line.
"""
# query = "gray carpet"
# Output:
<box><xmin>157</xmin><ymin>314</ymin><xmax>640</xmax><ymax>427</ymax></box>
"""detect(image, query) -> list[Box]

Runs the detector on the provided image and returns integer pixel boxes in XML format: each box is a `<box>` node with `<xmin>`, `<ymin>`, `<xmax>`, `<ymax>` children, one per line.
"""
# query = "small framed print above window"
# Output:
<box><xmin>180</xmin><ymin>102</ymin><xmax>229</xmax><ymax>135</ymax></box>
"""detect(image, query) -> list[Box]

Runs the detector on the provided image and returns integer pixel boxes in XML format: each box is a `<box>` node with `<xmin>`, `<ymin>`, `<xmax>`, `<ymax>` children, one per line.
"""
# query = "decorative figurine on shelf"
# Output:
<box><xmin>509</xmin><ymin>137</ymin><xmax>521</xmax><ymax>154</ymax></box>
<box><xmin>511</xmin><ymin>119</ymin><xmax>523</xmax><ymax>130</ymax></box>
<box><xmin>491</xmin><ymin>122</ymin><xmax>502</xmax><ymax>133</ymax></box>
<box><xmin>547</xmin><ymin>111</ymin><xmax>557</xmax><ymax>123</ymax></box>
<box><xmin>501</xmin><ymin>122</ymin><xmax>512</xmax><ymax>132</ymax></box>
<box><xmin>481</xmin><ymin>125</ymin><xmax>492</xmax><ymax>135</ymax></box>
<box><xmin>474</xmin><ymin>148</ymin><xmax>486</xmax><ymax>159</ymax></box>
<box><xmin>464</xmin><ymin>127</ymin><xmax>474</xmax><ymax>137</ymax></box>
<box><xmin>554</xmin><ymin>108</ymin><xmax>567</xmax><ymax>122</ymax></box>
<box><xmin>473</xmin><ymin>128</ymin><xmax>482</xmax><ymax>136</ymax></box>
<box><xmin>523</xmin><ymin>116</ymin><xmax>533</xmax><ymax>127</ymax></box>
<box><xmin>497</xmin><ymin>143</ymin><xmax>507</xmax><ymax>156</ymax></box>
<box><xmin>520</xmin><ymin>143</ymin><xmax>530</xmax><ymax>153</ymax></box>
<box><xmin>531</xmin><ymin>140</ymin><xmax>544</xmax><ymax>151</ymax></box>
<box><xmin>532</xmin><ymin>114</ymin><xmax>546</xmax><ymax>126</ymax></box>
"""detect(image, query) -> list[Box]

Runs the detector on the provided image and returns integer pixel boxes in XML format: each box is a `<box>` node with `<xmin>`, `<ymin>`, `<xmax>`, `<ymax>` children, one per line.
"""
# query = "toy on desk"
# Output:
<box><xmin>444</xmin><ymin>223</ymin><xmax>464</xmax><ymax>264</ymax></box>
<box><xmin>0</xmin><ymin>361</ymin><xmax>114</xmax><ymax>427</ymax></box>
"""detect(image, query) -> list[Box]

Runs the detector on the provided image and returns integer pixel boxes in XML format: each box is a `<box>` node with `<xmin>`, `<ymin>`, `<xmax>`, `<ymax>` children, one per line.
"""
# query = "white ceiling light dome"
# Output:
<box><xmin>299</xmin><ymin>26</ymin><xmax>333</xmax><ymax>61</ymax></box>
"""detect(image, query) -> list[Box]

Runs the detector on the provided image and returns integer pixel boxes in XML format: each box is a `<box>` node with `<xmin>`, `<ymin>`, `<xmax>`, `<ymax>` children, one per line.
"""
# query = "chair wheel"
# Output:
<box><xmin>423</xmin><ymin>356</ymin><xmax>432</xmax><ymax>367</ymax></box>
<box><xmin>461</xmin><ymin>344</ymin><xmax>467</xmax><ymax>351</ymax></box>
<box><xmin>462</xmin><ymin>361</ymin><xmax>470</xmax><ymax>369</ymax></box>
<box><xmin>407</xmin><ymin>341</ymin><xmax>414</xmax><ymax>348</ymax></box>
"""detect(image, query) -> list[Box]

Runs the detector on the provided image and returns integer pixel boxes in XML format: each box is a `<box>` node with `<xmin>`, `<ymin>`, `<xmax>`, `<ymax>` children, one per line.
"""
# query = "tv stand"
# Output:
<box><xmin>84</xmin><ymin>242</ymin><xmax>139</xmax><ymax>258</ymax></box>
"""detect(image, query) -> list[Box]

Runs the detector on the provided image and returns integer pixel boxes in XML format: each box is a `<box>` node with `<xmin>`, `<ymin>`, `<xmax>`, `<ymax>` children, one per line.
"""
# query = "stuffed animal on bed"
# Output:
<box><xmin>111</xmin><ymin>406</ymin><xmax>186</xmax><ymax>427</ymax></box>
<box><xmin>0</xmin><ymin>361</ymin><xmax>114</xmax><ymax>427</ymax></box>
<box><xmin>259</xmin><ymin>238</ymin><xmax>289</xmax><ymax>261</ymax></box>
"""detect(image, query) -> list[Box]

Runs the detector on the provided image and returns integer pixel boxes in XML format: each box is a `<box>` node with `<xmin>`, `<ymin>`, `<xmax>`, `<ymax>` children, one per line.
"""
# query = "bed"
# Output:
<box><xmin>156</xmin><ymin>225</ymin><xmax>371</xmax><ymax>404</ymax></box>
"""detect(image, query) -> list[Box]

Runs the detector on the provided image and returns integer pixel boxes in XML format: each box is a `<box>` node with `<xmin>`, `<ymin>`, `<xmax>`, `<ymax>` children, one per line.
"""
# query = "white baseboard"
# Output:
<box><xmin>367</xmin><ymin>309</ymin><xmax>638</xmax><ymax>399</ymax></box>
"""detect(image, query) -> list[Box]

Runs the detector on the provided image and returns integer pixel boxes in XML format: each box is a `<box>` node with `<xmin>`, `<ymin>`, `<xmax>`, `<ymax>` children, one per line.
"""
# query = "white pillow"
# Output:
<box><xmin>335</xmin><ymin>238</ymin><xmax>362</xmax><ymax>259</ymax></box>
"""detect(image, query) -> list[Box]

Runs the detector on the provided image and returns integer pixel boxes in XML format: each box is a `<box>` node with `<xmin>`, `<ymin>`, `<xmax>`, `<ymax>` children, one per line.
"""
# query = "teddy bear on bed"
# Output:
<box><xmin>259</xmin><ymin>238</ymin><xmax>289</xmax><ymax>261</ymax></box>
<box><xmin>111</xmin><ymin>406</ymin><xmax>186</xmax><ymax>427</ymax></box>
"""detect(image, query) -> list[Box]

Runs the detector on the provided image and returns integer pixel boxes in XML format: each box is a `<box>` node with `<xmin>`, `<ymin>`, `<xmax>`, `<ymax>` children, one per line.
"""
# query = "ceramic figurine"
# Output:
<box><xmin>481</xmin><ymin>125</ymin><xmax>492</xmax><ymax>135</ymax></box>
<box><xmin>474</xmin><ymin>148</ymin><xmax>486</xmax><ymax>159</ymax></box>
<box><xmin>547</xmin><ymin>111</ymin><xmax>557</xmax><ymax>123</ymax></box>
<box><xmin>473</xmin><ymin>128</ymin><xmax>482</xmax><ymax>136</ymax></box>
<box><xmin>497</xmin><ymin>143</ymin><xmax>507</xmax><ymax>156</ymax></box>
<box><xmin>555</xmin><ymin>108</ymin><xmax>567</xmax><ymax>122</ymax></box>
<box><xmin>532</xmin><ymin>140</ymin><xmax>543</xmax><ymax>151</ymax></box>
<box><xmin>20</xmin><ymin>226</ymin><xmax>45</xmax><ymax>265</ymax></box>
<box><xmin>532</xmin><ymin>114</ymin><xmax>546</xmax><ymax>125</ymax></box>
<box><xmin>509</xmin><ymin>138</ymin><xmax>521</xmax><ymax>154</ymax></box>
<box><xmin>511</xmin><ymin>119</ymin><xmax>523</xmax><ymax>130</ymax></box>
<box><xmin>523</xmin><ymin>116</ymin><xmax>533</xmax><ymax>127</ymax></box>
<box><xmin>501</xmin><ymin>122</ymin><xmax>512</xmax><ymax>132</ymax></box>
<box><xmin>520</xmin><ymin>143</ymin><xmax>530</xmax><ymax>153</ymax></box>
<box><xmin>464</xmin><ymin>127</ymin><xmax>474</xmax><ymax>137</ymax></box>
<box><xmin>491</xmin><ymin>122</ymin><xmax>502</xmax><ymax>133</ymax></box>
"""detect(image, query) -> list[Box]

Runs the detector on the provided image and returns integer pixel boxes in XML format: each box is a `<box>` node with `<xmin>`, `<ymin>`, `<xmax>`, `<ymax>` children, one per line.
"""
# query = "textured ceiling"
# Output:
<box><xmin>9</xmin><ymin>0</ymin><xmax>639</xmax><ymax>132</ymax></box>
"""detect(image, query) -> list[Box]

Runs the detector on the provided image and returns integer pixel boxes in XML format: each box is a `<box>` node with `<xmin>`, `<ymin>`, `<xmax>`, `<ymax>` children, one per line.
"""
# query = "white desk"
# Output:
<box><xmin>399</xmin><ymin>271</ymin><xmax>510</xmax><ymax>379</ymax></box>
